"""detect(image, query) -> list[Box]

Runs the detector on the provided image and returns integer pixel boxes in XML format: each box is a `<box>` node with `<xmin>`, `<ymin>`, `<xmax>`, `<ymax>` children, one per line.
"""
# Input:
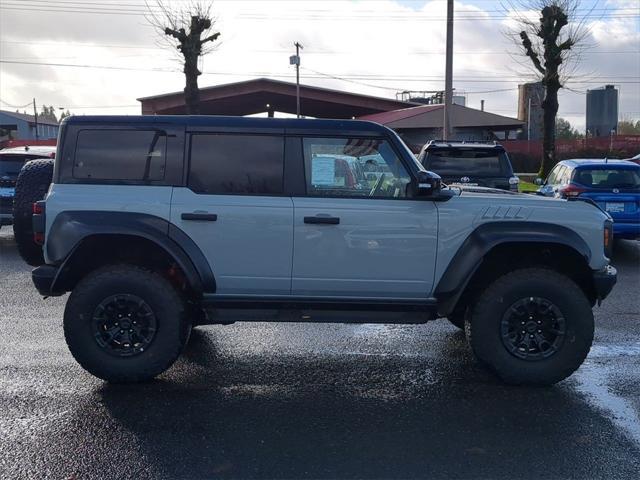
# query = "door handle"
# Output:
<box><xmin>304</xmin><ymin>215</ymin><xmax>340</xmax><ymax>225</ymax></box>
<box><xmin>181</xmin><ymin>212</ymin><xmax>218</xmax><ymax>221</ymax></box>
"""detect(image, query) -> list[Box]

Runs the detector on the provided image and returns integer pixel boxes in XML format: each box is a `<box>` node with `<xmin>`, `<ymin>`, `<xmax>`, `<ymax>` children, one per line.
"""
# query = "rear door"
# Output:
<box><xmin>171</xmin><ymin>132</ymin><xmax>293</xmax><ymax>295</ymax></box>
<box><xmin>573</xmin><ymin>166</ymin><xmax>640</xmax><ymax>222</ymax></box>
<box><xmin>291</xmin><ymin>136</ymin><xmax>438</xmax><ymax>299</ymax></box>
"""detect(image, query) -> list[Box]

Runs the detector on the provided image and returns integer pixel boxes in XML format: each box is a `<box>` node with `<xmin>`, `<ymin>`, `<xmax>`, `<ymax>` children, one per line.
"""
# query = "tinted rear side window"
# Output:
<box><xmin>425</xmin><ymin>149</ymin><xmax>505</xmax><ymax>175</ymax></box>
<box><xmin>573</xmin><ymin>168</ymin><xmax>640</xmax><ymax>188</ymax></box>
<box><xmin>74</xmin><ymin>130</ymin><xmax>167</xmax><ymax>181</ymax></box>
<box><xmin>188</xmin><ymin>134</ymin><xmax>284</xmax><ymax>195</ymax></box>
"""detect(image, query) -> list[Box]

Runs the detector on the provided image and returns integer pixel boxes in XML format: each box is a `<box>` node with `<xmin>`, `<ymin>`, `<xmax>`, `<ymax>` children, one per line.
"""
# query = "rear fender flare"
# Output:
<box><xmin>47</xmin><ymin>211</ymin><xmax>215</xmax><ymax>295</ymax></box>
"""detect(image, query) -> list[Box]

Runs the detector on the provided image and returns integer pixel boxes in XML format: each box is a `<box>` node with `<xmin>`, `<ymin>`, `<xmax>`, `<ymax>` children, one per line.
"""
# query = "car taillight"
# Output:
<box><xmin>33</xmin><ymin>202</ymin><xmax>44</xmax><ymax>215</ymax></box>
<box><xmin>559</xmin><ymin>183</ymin><xmax>586</xmax><ymax>198</ymax></box>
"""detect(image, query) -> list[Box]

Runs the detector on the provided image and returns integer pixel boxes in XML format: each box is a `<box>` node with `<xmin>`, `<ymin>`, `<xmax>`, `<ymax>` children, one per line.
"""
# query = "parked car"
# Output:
<box><xmin>19</xmin><ymin>115</ymin><xmax>616</xmax><ymax>386</ymax></box>
<box><xmin>417</xmin><ymin>140</ymin><xmax>519</xmax><ymax>191</ymax></box>
<box><xmin>0</xmin><ymin>145</ymin><xmax>55</xmax><ymax>229</ymax></box>
<box><xmin>538</xmin><ymin>159</ymin><xmax>640</xmax><ymax>239</ymax></box>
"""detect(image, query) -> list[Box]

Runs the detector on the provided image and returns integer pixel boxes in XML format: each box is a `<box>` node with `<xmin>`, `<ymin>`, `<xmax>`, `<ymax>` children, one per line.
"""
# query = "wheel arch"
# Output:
<box><xmin>47</xmin><ymin>211</ymin><xmax>215</xmax><ymax>297</ymax></box>
<box><xmin>435</xmin><ymin>222</ymin><xmax>594</xmax><ymax>316</ymax></box>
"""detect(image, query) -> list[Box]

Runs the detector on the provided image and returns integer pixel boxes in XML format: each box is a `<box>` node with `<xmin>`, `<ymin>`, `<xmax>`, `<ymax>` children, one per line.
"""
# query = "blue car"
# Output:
<box><xmin>538</xmin><ymin>159</ymin><xmax>640</xmax><ymax>239</ymax></box>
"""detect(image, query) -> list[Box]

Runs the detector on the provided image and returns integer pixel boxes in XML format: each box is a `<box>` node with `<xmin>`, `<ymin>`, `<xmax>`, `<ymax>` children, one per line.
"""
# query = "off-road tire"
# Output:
<box><xmin>12</xmin><ymin>159</ymin><xmax>54</xmax><ymax>266</ymax></box>
<box><xmin>466</xmin><ymin>268</ymin><xmax>594</xmax><ymax>386</ymax></box>
<box><xmin>64</xmin><ymin>265</ymin><xmax>191</xmax><ymax>383</ymax></box>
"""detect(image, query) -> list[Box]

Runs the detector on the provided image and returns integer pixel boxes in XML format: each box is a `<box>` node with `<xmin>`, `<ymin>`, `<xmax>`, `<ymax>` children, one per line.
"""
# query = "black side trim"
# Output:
<box><xmin>434</xmin><ymin>221</ymin><xmax>592</xmax><ymax>314</ymax></box>
<box><xmin>46</xmin><ymin>211</ymin><xmax>215</xmax><ymax>294</ymax></box>
<box><xmin>593</xmin><ymin>265</ymin><xmax>617</xmax><ymax>302</ymax></box>
<box><xmin>168</xmin><ymin>223</ymin><xmax>216</xmax><ymax>292</ymax></box>
<box><xmin>32</xmin><ymin>265</ymin><xmax>63</xmax><ymax>296</ymax></box>
<box><xmin>203</xmin><ymin>294</ymin><xmax>437</xmax><ymax>313</ymax></box>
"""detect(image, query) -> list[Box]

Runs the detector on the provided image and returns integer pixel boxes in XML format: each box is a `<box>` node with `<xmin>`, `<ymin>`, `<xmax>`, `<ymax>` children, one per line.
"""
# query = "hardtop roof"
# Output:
<box><xmin>61</xmin><ymin>115</ymin><xmax>391</xmax><ymax>135</ymax></box>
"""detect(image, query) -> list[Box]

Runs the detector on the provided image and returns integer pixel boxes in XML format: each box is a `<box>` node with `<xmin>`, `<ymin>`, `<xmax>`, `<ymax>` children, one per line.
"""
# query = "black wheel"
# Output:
<box><xmin>466</xmin><ymin>268</ymin><xmax>594</xmax><ymax>386</ymax></box>
<box><xmin>64</xmin><ymin>265</ymin><xmax>191</xmax><ymax>383</ymax></box>
<box><xmin>12</xmin><ymin>159</ymin><xmax>54</xmax><ymax>266</ymax></box>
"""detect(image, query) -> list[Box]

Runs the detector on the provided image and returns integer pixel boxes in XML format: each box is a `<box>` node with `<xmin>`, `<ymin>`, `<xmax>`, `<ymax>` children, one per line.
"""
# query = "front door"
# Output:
<box><xmin>171</xmin><ymin>132</ymin><xmax>293</xmax><ymax>295</ymax></box>
<box><xmin>291</xmin><ymin>137</ymin><xmax>438</xmax><ymax>299</ymax></box>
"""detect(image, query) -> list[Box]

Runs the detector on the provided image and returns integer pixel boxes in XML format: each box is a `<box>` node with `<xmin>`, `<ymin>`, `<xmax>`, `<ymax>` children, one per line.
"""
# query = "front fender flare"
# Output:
<box><xmin>434</xmin><ymin>221</ymin><xmax>591</xmax><ymax>315</ymax></box>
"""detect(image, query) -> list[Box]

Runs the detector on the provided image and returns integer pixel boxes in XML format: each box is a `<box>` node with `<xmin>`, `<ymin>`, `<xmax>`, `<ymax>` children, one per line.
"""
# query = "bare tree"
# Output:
<box><xmin>147</xmin><ymin>1</ymin><xmax>220</xmax><ymax>114</ymax></box>
<box><xmin>506</xmin><ymin>1</ymin><xmax>590</xmax><ymax>177</ymax></box>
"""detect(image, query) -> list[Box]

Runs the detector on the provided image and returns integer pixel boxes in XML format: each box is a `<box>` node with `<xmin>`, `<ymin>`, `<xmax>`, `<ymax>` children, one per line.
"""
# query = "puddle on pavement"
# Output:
<box><xmin>573</xmin><ymin>345</ymin><xmax>640</xmax><ymax>448</ymax></box>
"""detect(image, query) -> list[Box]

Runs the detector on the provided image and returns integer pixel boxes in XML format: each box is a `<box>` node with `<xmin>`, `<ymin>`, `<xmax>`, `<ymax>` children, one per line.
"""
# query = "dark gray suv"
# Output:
<box><xmin>418</xmin><ymin>141</ymin><xmax>519</xmax><ymax>191</ymax></box>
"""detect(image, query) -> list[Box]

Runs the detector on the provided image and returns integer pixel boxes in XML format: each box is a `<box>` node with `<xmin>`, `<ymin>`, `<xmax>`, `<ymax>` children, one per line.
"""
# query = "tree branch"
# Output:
<box><xmin>199</xmin><ymin>32</ymin><xmax>221</xmax><ymax>46</ymax></box>
<box><xmin>520</xmin><ymin>31</ymin><xmax>545</xmax><ymax>74</ymax></box>
<box><xmin>558</xmin><ymin>38</ymin><xmax>574</xmax><ymax>51</ymax></box>
<box><xmin>164</xmin><ymin>27</ymin><xmax>187</xmax><ymax>42</ymax></box>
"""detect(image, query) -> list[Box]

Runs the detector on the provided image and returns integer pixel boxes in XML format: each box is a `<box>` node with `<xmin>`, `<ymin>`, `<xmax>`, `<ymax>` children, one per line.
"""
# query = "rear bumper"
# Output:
<box><xmin>592</xmin><ymin>265</ymin><xmax>617</xmax><ymax>302</ymax></box>
<box><xmin>32</xmin><ymin>265</ymin><xmax>64</xmax><ymax>296</ymax></box>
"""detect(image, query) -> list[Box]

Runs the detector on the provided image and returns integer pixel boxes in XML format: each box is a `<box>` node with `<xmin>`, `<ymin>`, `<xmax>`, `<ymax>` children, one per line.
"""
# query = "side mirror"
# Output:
<box><xmin>413</xmin><ymin>170</ymin><xmax>442</xmax><ymax>197</ymax></box>
<box><xmin>534</xmin><ymin>178</ymin><xmax>544</xmax><ymax>185</ymax></box>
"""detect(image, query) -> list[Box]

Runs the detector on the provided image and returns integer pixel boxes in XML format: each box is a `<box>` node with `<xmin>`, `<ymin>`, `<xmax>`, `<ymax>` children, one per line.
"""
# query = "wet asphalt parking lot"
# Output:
<box><xmin>1</xmin><ymin>229</ymin><xmax>639</xmax><ymax>479</ymax></box>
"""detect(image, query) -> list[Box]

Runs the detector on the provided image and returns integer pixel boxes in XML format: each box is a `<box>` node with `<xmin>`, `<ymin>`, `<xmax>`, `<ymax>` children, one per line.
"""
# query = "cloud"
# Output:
<box><xmin>0</xmin><ymin>0</ymin><xmax>637</xmax><ymax>131</ymax></box>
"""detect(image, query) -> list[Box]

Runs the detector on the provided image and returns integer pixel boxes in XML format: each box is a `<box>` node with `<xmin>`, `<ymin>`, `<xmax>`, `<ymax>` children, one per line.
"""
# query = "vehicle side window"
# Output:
<box><xmin>546</xmin><ymin>165</ymin><xmax>560</xmax><ymax>185</ymax></box>
<box><xmin>560</xmin><ymin>167</ymin><xmax>572</xmax><ymax>185</ymax></box>
<box><xmin>74</xmin><ymin>129</ymin><xmax>166</xmax><ymax>181</ymax></box>
<box><xmin>551</xmin><ymin>166</ymin><xmax>567</xmax><ymax>185</ymax></box>
<box><xmin>302</xmin><ymin>137</ymin><xmax>411</xmax><ymax>198</ymax></box>
<box><xmin>188</xmin><ymin>134</ymin><xmax>284</xmax><ymax>195</ymax></box>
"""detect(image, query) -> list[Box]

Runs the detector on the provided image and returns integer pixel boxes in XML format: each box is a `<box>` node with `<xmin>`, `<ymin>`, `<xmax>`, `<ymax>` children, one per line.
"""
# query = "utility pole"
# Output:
<box><xmin>33</xmin><ymin>98</ymin><xmax>39</xmax><ymax>141</ymax></box>
<box><xmin>443</xmin><ymin>0</ymin><xmax>454</xmax><ymax>140</ymax></box>
<box><xmin>290</xmin><ymin>42</ymin><xmax>303</xmax><ymax>118</ymax></box>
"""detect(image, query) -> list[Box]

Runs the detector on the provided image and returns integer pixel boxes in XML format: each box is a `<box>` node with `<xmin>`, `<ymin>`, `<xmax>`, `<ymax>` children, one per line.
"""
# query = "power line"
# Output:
<box><xmin>0</xmin><ymin>99</ymin><xmax>34</xmax><ymax>109</ymax></box>
<box><xmin>3</xmin><ymin>59</ymin><xmax>639</xmax><ymax>85</ymax></box>
<box><xmin>3</xmin><ymin>40</ymin><xmax>637</xmax><ymax>57</ymax></box>
<box><xmin>0</xmin><ymin>40</ymin><xmax>162</xmax><ymax>50</ymax></box>
<box><xmin>2</xmin><ymin>2</ymin><xmax>638</xmax><ymax>20</ymax></box>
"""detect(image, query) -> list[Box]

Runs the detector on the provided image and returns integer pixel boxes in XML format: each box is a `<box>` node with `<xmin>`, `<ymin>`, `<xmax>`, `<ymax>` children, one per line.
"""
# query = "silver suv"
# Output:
<box><xmin>19</xmin><ymin>116</ymin><xmax>617</xmax><ymax>385</ymax></box>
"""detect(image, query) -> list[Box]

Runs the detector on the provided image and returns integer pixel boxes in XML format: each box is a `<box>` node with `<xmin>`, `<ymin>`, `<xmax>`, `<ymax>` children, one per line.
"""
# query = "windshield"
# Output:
<box><xmin>424</xmin><ymin>149</ymin><xmax>506</xmax><ymax>176</ymax></box>
<box><xmin>573</xmin><ymin>168</ymin><xmax>640</xmax><ymax>189</ymax></box>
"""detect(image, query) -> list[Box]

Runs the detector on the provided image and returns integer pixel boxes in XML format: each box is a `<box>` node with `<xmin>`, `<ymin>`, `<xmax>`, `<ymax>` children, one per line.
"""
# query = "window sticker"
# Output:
<box><xmin>311</xmin><ymin>156</ymin><xmax>336</xmax><ymax>186</ymax></box>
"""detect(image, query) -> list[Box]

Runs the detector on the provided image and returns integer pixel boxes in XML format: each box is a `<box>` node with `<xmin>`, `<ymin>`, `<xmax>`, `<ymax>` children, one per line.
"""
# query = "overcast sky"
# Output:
<box><xmin>0</xmin><ymin>0</ymin><xmax>638</xmax><ymax>132</ymax></box>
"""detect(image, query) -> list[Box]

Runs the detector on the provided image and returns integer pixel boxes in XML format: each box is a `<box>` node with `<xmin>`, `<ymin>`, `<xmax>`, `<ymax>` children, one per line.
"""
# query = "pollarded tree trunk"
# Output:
<box><xmin>183</xmin><ymin>54</ymin><xmax>201</xmax><ymax>115</ymax></box>
<box><xmin>519</xmin><ymin>4</ymin><xmax>574</xmax><ymax>178</ymax></box>
<box><xmin>164</xmin><ymin>14</ymin><xmax>220</xmax><ymax>115</ymax></box>
<box><xmin>540</xmin><ymin>83</ymin><xmax>559</xmax><ymax>178</ymax></box>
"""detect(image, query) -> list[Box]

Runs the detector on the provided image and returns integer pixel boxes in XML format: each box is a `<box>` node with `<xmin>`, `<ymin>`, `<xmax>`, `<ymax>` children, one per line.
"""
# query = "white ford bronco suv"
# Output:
<box><xmin>17</xmin><ymin>115</ymin><xmax>617</xmax><ymax>385</ymax></box>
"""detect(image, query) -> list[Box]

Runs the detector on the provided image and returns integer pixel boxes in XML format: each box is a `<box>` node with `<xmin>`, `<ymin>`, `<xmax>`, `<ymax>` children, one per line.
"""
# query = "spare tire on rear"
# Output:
<box><xmin>13</xmin><ymin>159</ymin><xmax>54</xmax><ymax>266</ymax></box>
